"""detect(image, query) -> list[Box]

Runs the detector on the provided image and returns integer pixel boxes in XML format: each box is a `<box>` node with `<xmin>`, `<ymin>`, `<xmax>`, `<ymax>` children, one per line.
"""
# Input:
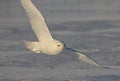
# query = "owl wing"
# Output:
<box><xmin>21</xmin><ymin>0</ymin><xmax>53</xmax><ymax>42</ymax></box>
<box><xmin>76</xmin><ymin>52</ymin><xmax>101</xmax><ymax>67</ymax></box>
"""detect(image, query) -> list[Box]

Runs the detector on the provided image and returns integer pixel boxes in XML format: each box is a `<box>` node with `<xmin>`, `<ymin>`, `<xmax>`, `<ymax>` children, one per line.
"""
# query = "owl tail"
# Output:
<box><xmin>23</xmin><ymin>40</ymin><xmax>40</xmax><ymax>53</ymax></box>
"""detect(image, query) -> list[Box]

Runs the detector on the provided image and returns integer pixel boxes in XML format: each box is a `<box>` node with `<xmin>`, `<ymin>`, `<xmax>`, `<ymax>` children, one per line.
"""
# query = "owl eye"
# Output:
<box><xmin>57</xmin><ymin>44</ymin><xmax>61</xmax><ymax>47</ymax></box>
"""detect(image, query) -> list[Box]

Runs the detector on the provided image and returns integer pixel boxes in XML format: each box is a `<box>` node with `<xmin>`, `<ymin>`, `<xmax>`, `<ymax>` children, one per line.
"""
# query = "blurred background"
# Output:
<box><xmin>1</xmin><ymin>0</ymin><xmax>120</xmax><ymax>22</ymax></box>
<box><xmin>0</xmin><ymin>0</ymin><xmax>120</xmax><ymax>81</ymax></box>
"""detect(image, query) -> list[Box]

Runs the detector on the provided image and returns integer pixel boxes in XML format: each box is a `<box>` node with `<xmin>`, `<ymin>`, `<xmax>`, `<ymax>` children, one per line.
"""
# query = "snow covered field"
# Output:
<box><xmin>0</xmin><ymin>0</ymin><xmax>120</xmax><ymax>81</ymax></box>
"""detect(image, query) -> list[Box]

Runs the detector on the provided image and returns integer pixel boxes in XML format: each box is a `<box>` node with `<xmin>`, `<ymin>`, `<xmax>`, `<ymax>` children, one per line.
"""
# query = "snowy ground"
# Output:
<box><xmin>0</xmin><ymin>0</ymin><xmax>120</xmax><ymax>81</ymax></box>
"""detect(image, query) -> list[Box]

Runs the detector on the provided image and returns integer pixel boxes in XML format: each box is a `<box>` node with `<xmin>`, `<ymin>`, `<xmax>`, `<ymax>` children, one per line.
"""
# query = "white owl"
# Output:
<box><xmin>20</xmin><ymin>0</ymin><xmax>120</xmax><ymax>69</ymax></box>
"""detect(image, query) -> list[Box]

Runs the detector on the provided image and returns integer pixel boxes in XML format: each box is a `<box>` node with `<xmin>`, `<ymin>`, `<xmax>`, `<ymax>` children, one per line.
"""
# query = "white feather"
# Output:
<box><xmin>21</xmin><ymin>0</ymin><xmax>53</xmax><ymax>42</ymax></box>
<box><xmin>21</xmin><ymin>0</ymin><xmax>64</xmax><ymax>55</ymax></box>
<box><xmin>76</xmin><ymin>52</ymin><xmax>101</xmax><ymax>67</ymax></box>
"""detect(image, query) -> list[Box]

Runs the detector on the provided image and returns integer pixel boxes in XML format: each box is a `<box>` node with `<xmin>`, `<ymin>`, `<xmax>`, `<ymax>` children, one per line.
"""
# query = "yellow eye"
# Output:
<box><xmin>57</xmin><ymin>44</ymin><xmax>61</xmax><ymax>47</ymax></box>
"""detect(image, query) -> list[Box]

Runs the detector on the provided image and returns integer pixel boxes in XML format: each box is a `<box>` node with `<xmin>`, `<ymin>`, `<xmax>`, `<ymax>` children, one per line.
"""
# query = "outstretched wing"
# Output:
<box><xmin>65</xmin><ymin>47</ymin><xmax>101</xmax><ymax>67</ymax></box>
<box><xmin>21</xmin><ymin>0</ymin><xmax>53</xmax><ymax>42</ymax></box>
<box><xmin>76</xmin><ymin>52</ymin><xmax>101</xmax><ymax>67</ymax></box>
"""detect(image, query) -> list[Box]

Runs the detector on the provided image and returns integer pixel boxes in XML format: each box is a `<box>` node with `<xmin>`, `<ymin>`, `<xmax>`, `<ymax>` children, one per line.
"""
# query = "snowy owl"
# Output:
<box><xmin>21</xmin><ymin>0</ymin><xmax>64</xmax><ymax>55</ymax></box>
<box><xmin>20</xmin><ymin>0</ymin><xmax>120</xmax><ymax>68</ymax></box>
